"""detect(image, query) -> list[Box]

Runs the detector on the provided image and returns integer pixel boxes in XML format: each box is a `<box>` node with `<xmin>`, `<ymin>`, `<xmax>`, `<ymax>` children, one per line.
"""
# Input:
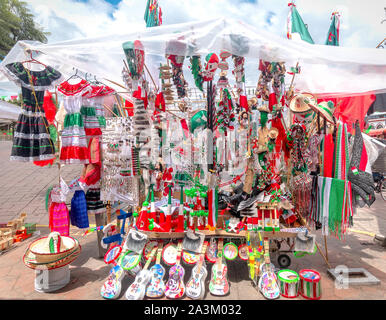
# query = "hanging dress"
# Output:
<box><xmin>81</xmin><ymin>85</ymin><xmax>103</xmax><ymax>137</ymax></box>
<box><xmin>48</xmin><ymin>186</ymin><xmax>70</xmax><ymax>236</ymax></box>
<box><xmin>81</xmin><ymin>84</ymin><xmax>114</xmax><ymax>137</ymax></box>
<box><xmin>85</xmin><ymin>182</ymin><xmax>106</xmax><ymax>215</ymax></box>
<box><xmin>58</xmin><ymin>80</ymin><xmax>91</xmax><ymax>164</ymax></box>
<box><xmin>70</xmin><ymin>190</ymin><xmax>89</xmax><ymax>229</ymax></box>
<box><xmin>3</xmin><ymin>62</ymin><xmax>62</xmax><ymax>162</ymax></box>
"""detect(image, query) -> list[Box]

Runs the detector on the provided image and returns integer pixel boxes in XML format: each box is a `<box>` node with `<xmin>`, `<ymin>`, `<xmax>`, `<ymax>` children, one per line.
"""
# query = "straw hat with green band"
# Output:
<box><xmin>309</xmin><ymin>101</ymin><xmax>335</xmax><ymax>124</ymax></box>
<box><xmin>289</xmin><ymin>93</ymin><xmax>316</xmax><ymax>114</ymax></box>
<box><xmin>23</xmin><ymin>232</ymin><xmax>81</xmax><ymax>270</ymax></box>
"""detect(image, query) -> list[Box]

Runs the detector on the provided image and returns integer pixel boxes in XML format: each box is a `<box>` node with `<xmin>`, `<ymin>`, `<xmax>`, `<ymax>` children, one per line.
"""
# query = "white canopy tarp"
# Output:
<box><xmin>0</xmin><ymin>100</ymin><xmax>21</xmax><ymax>121</ymax></box>
<box><xmin>1</xmin><ymin>18</ymin><xmax>386</xmax><ymax>96</ymax></box>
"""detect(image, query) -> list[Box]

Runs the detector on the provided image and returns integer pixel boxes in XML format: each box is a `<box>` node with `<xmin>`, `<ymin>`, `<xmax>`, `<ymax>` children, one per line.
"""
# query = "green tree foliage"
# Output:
<box><xmin>0</xmin><ymin>0</ymin><xmax>49</xmax><ymax>59</ymax></box>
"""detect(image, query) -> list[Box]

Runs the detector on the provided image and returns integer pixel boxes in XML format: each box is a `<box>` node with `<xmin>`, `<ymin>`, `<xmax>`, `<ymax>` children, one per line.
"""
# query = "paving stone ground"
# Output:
<box><xmin>0</xmin><ymin>141</ymin><xmax>385</xmax><ymax>300</ymax></box>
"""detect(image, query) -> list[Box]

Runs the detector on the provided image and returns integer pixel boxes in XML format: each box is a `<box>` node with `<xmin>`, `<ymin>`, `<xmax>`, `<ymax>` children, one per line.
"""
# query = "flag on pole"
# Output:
<box><xmin>325</xmin><ymin>12</ymin><xmax>340</xmax><ymax>46</ymax></box>
<box><xmin>287</xmin><ymin>3</ymin><xmax>314</xmax><ymax>44</ymax></box>
<box><xmin>144</xmin><ymin>0</ymin><xmax>162</xmax><ymax>27</ymax></box>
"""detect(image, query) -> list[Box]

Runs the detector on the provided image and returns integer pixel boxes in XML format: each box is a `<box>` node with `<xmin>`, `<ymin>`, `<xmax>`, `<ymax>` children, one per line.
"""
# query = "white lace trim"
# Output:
<box><xmin>13</xmin><ymin>132</ymin><xmax>51</xmax><ymax>139</ymax></box>
<box><xmin>10</xmin><ymin>154</ymin><xmax>55</xmax><ymax>162</ymax></box>
<box><xmin>0</xmin><ymin>65</ymin><xmax>64</xmax><ymax>91</ymax></box>
<box><xmin>60</xmin><ymin>158</ymin><xmax>90</xmax><ymax>164</ymax></box>
<box><xmin>19</xmin><ymin>110</ymin><xmax>46</xmax><ymax>117</ymax></box>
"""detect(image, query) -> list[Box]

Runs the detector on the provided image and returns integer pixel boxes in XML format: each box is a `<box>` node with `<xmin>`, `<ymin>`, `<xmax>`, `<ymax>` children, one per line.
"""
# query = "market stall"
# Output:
<box><xmin>0</xmin><ymin>17</ymin><xmax>385</xmax><ymax>300</ymax></box>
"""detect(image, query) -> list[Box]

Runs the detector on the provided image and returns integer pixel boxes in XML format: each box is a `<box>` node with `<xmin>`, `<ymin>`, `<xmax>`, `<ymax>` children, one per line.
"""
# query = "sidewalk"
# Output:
<box><xmin>0</xmin><ymin>141</ymin><xmax>385</xmax><ymax>300</ymax></box>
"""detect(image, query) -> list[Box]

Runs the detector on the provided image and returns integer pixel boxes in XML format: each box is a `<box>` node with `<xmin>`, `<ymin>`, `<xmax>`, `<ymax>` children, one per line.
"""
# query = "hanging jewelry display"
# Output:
<box><xmin>100</xmin><ymin>117</ymin><xmax>139</xmax><ymax>205</ymax></box>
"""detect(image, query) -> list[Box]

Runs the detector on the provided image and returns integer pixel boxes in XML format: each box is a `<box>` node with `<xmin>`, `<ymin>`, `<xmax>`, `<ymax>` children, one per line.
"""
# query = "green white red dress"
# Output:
<box><xmin>58</xmin><ymin>80</ymin><xmax>91</xmax><ymax>164</ymax></box>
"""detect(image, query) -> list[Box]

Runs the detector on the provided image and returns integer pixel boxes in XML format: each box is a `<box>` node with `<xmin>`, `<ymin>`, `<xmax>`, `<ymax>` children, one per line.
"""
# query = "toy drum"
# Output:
<box><xmin>182</xmin><ymin>250</ymin><xmax>199</xmax><ymax>265</ymax></box>
<box><xmin>299</xmin><ymin>269</ymin><xmax>321</xmax><ymax>300</ymax></box>
<box><xmin>104</xmin><ymin>245</ymin><xmax>122</xmax><ymax>265</ymax></box>
<box><xmin>223</xmin><ymin>242</ymin><xmax>238</xmax><ymax>261</ymax></box>
<box><xmin>119</xmin><ymin>250</ymin><xmax>142</xmax><ymax>275</ymax></box>
<box><xmin>162</xmin><ymin>243</ymin><xmax>178</xmax><ymax>266</ymax></box>
<box><xmin>277</xmin><ymin>269</ymin><xmax>300</xmax><ymax>298</ymax></box>
<box><xmin>238</xmin><ymin>243</ymin><xmax>249</xmax><ymax>261</ymax></box>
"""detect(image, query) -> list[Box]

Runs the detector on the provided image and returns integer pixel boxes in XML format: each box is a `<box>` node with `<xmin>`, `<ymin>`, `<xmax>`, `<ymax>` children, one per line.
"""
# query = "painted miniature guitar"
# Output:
<box><xmin>209</xmin><ymin>238</ymin><xmax>229</xmax><ymax>296</ymax></box>
<box><xmin>146</xmin><ymin>243</ymin><xmax>166</xmax><ymax>298</ymax></box>
<box><xmin>186</xmin><ymin>241</ymin><xmax>209</xmax><ymax>300</ymax></box>
<box><xmin>125</xmin><ymin>246</ymin><xmax>157</xmax><ymax>300</ymax></box>
<box><xmin>258</xmin><ymin>238</ymin><xmax>280</xmax><ymax>300</ymax></box>
<box><xmin>101</xmin><ymin>264</ymin><xmax>125</xmax><ymax>299</ymax></box>
<box><xmin>165</xmin><ymin>241</ymin><xmax>185</xmax><ymax>299</ymax></box>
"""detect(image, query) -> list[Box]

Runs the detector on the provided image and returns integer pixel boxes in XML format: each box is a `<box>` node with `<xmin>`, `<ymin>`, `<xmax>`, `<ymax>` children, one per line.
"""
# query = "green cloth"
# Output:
<box><xmin>325</xmin><ymin>15</ymin><xmax>339</xmax><ymax>46</ymax></box>
<box><xmin>64</xmin><ymin>113</ymin><xmax>84</xmax><ymax>128</ymax></box>
<box><xmin>290</xmin><ymin>6</ymin><xmax>314</xmax><ymax>44</ymax></box>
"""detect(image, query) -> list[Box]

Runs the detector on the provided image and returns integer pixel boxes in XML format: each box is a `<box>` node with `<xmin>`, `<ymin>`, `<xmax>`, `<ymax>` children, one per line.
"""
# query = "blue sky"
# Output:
<box><xmin>24</xmin><ymin>0</ymin><xmax>385</xmax><ymax>49</ymax></box>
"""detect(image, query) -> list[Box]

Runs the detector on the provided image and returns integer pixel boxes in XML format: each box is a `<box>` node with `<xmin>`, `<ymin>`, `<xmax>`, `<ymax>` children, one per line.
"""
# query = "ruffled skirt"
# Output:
<box><xmin>11</xmin><ymin>109</ymin><xmax>55</xmax><ymax>162</ymax></box>
<box><xmin>60</xmin><ymin>112</ymin><xmax>89</xmax><ymax>164</ymax></box>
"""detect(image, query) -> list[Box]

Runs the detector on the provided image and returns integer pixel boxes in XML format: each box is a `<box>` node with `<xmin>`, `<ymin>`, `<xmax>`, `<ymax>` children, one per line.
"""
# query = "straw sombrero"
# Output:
<box><xmin>248</xmin><ymin>97</ymin><xmax>258</xmax><ymax>108</ymax></box>
<box><xmin>257</xmin><ymin>104</ymin><xmax>270</xmax><ymax>113</ymax></box>
<box><xmin>256</xmin><ymin>145</ymin><xmax>268</xmax><ymax>154</ymax></box>
<box><xmin>23</xmin><ymin>232</ymin><xmax>81</xmax><ymax>270</ymax></box>
<box><xmin>268</xmin><ymin>128</ymin><xmax>279</xmax><ymax>139</ymax></box>
<box><xmin>289</xmin><ymin>93</ymin><xmax>316</xmax><ymax>114</ymax></box>
<box><xmin>308</xmin><ymin>101</ymin><xmax>335</xmax><ymax>124</ymax></box>
<box><xmin>279</xmin><ymin>199</ymin><xmax>294</xmax><ymax>210</ymax></box>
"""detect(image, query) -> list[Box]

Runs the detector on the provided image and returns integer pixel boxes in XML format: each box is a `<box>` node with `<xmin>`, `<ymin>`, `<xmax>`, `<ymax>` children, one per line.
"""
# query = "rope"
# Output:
<box><xmin>24</xmin><ymin>67</ymin><xmax>56</xmax><ymax>156</ymax></box>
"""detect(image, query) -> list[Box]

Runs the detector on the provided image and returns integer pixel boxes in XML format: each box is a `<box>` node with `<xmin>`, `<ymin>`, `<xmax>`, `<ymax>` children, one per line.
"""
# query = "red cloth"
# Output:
<box><xmin>42</xmin><ymin>91</ymin><xmax>57</xmax><ymax>124</ymax></box>
<box><xmin>323</xmin><ymin>134</ymin><xmax>334</xmax><ymax>178</ymax></box>
<box><xmin>316</xmin><ymin>92</ymin><xmax>376</xmax><ymax>133</ymax></box>
<box><xmin>155</xmin><ymin>92</ymin><xmax>165</xmax><ymax>112</ymax></box>
<box><xmin>60</xmin><ymin>146</ymin><xmax>89</xmax><ymax>161</ymax></box>
<box><xmin>34</xmin><ymin>158</ymin><xmax>55</xmax><ymax>167</ymax></box>
<box><xmin>133</xmin><ymin>86</ymin><xmax>148</xmax><ymax>109</ymax></box>
<box><xmin>124</xmin><ymin>99</ymin><xmax>134</xmax><ymax>116</ymax></box>
<box><xmin>239</xmin><ymin>95</ymin><xmax>248</xmax><ymax>112</ymax></box>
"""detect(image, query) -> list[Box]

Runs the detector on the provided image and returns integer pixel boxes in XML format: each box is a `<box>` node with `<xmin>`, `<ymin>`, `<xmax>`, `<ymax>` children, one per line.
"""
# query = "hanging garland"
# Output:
<box><xmin>189</xmin><ymin>56</ymin><xmax>204</xmax><ymax>92</ymax></box>
<box><xmin>167</xmin><ymin>54</ymin><xmax>188</xmax><ymax>98</ymax></box>
<box><xmin>216</xmin><ymin>88</ymin><xmax>236</xmax><ymax>132</ymax></box>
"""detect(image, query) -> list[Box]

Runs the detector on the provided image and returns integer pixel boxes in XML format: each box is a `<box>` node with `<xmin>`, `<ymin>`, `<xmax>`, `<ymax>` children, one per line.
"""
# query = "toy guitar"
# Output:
<box><xmin>101</xmin><ymin>264</ymin><xmax>125</xmax><ymax>299</ymax></box>
<box><xmin>186</xmin><ymin>241</ymin><xmax>209</xmax><ymax>300</ymax></box>
<box><xmin>165</xmin><ymin>241</ymin><xmax>185</xmax><ymax>299</ymax></box>
<box><xmin>125</xmin><ymin>246</ymin><xmax>157</xmax><ymax>300</ymax></box>
<box><xmin>146</xmin><ymin>243</ymin><xmax>166</xmax><ymax>298</ymax></box>
<box><xmin>209</xmin><ymin>238</ymin><xmax>229</xmax><ymax>296</ymax></box>
<box><xmin>258</xmin><ymin>238</ymin><xmax>280</xmax><ymax>300</ymax></box>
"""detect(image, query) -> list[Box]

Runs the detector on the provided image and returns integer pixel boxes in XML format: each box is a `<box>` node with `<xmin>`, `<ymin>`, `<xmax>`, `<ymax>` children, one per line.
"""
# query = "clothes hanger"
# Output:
<box><xmin>64</xmin><ymin>68</ymin><xmax>85</xmax><ymax>83</ymax></box>
<box><xmin>21</xmin><ymin>49</ymin><xmax>47</xmax><ymax>68</ymax></box>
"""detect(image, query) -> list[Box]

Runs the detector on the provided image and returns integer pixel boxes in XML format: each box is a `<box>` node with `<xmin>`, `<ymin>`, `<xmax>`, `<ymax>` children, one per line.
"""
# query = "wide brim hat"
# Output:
<box><xmin>23</xmin><ymin>239</ymin><xmax>81</xmax><ymax>270</ymax></box>
<box><xmin>268</xmin><ymin>128</ymin><xmax>279</xmax><ymax>139</ymax></box>
<box><xmin>279</xmin><ymin>199</ymin><xmax>294</xmax><ymax>210</ymax></box>
<box><xmin>24</xmin><ymin>232</ymin><xmax>81</xmax><ymax>268</ymax></box>
<box><xmin>257</xmin><ymin>104</ymin><xmax>270</xmax><ymax>113</ymax></box>
<box><xmin>308</xmin><ymin>101</ymin><xmax>335</xmax><ymax>124</ymax></box>
<box><xmin>289</xmin><ymin>93</ymin><xmax>316</xmax><ymax>114</ymax></box>
<box><xmin>248</xmin><ymin>97</ymin><xmax>258</xmax><ymax>107</ymax></box>
<box><xmin>256</xmin><ymin>145</ymin><xmax>268</xmax><ymax>154</ymax></box>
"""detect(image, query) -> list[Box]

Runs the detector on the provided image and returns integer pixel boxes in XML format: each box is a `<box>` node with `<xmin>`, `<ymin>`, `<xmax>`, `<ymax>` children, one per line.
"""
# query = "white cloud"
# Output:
<box><xmin>25</xmin><ymin>0</ymin><xmax>385</xmax><ymax>48</ymax></box>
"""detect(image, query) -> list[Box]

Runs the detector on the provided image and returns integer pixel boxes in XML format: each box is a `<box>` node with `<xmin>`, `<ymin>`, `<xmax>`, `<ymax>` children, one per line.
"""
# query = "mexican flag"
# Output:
<box><xmin>325</xmin><ymin>12</ymin><xmax>340</xmax><ymax>46</ymax></box>
<box><xmin>287</xmin><ymin>3</ymin><xmax>314</xmax><ymax>44</ymax></box>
